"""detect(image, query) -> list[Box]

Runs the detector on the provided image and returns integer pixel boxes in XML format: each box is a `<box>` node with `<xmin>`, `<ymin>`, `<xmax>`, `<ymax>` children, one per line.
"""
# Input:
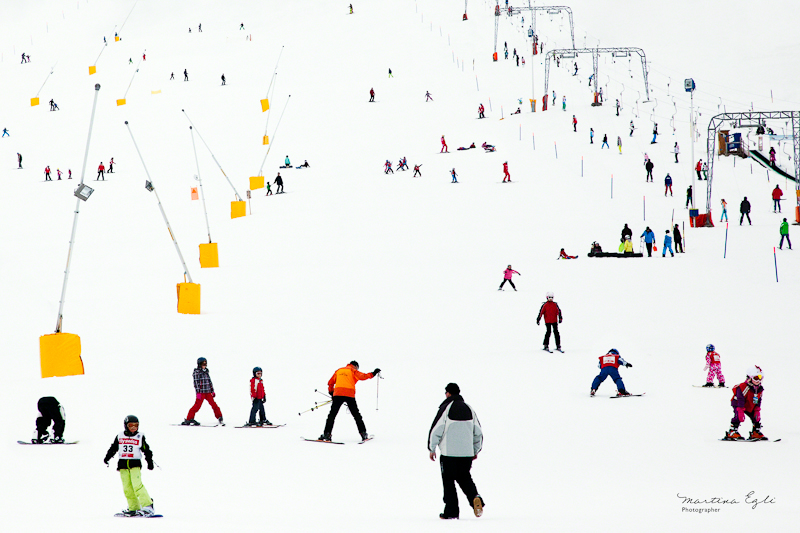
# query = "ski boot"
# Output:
<box><xmin>590</xmin><ymin>389</ymin><xmax>596</xmax><ymax>397</ymax></box>
<box><xmin>360</xmin><ymin>432</ymin><xmax>370</xmax><ymax>442</ymax></box>
<box><xmin>555</xmin><ymin>346</ymin><xmax>564</xmax><ymax>353</ymax></box>
<box><xmin>181</xmin><ymin>419</ymin><xmax>200</xmax><ymax>426</ymax></box>
<box><xmin>218</xmin><ymin>416</ymin><xmax>225</xmax><ymax>426</ymax></box>
<box><xmin>723</xmin><ymin>426</ymin><xmax>744</xmax><ymax>441</ymax></box>
<box><xmin>319</xmin><ymin>433</ymin><xmax>332</xmax><ymax>442</ymax></box>
<box><xmin>718</xmin><ymin>382</ymin><xmax>725</xmax><ymax>388</ymax></box>
<box><xmin>749</xmin><ymin>427</ymin><xmax>766</xmax><ymax>441</ymax></box>
<box><xmin>263</xmin><ymin>420</ymin><xmax>273</xmax><ymax>426</ymax></box>
<box><xmin>542</xmin><ymin>345</ymin><xmax>552</xmax><ymax>352</ymax></box>
<box><xmin>616</xmin><ymin>390</ymin><xmax>631</xmax><ymax>397</ymax></box>
<box><xmin>120</xmin><ymin>509</ymin><xmax>138</xmax><ymax>517</ymax></box>
<box><xmin>702</xmin><ymin>382</ymin><xmax>714</xmax><ymax>387</ymax></box>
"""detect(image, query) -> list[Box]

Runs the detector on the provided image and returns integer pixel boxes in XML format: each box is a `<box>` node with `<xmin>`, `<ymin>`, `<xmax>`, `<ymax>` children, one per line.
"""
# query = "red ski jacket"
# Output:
<box><xmin>537</xmin><ymin>300</ymin><xmax>562</xmax><ymax>324</ymax></box>
<box><xmin>772</xmin><ymin>188</ymin><xmax>783</xmax><ymax>200</ymax></box>
<box><xmin>250</xmin><ymin>377</ymin><xmax>265</xmax><ymax>400</ymax></box>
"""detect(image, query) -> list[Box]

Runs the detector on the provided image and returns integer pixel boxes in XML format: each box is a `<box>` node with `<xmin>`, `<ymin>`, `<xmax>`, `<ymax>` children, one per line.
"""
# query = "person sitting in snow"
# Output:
<box><xmin>558</xmin><ymin>248</ymin><xmax>577</xmax><ymax>259</ymax></box>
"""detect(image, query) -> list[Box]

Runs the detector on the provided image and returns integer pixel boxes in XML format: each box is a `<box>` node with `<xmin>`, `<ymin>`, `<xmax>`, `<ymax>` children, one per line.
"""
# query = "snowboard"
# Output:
<box><xmin>18</xmin><ymin>440</ymin><xmax>78</xmax><ymax>445</ymax></box>
<box><xmin>303</xmin><ymin>437</ymin><xmax>344</xmax><ymax>445</ymax></box>
<box><xmin>279</xmin><ymin>165</ymin><xmax>293</xmax><ymax>168</ymax></box>
<box><xmin>234</xmin><ymin>424</ymin><xmax>286</xmax><ymax>429</ymax></box>
<box><xmin>114</xmin><ymin>512</ymin><xmax>163</xmax><ymax>518</ymax></box>
<box><xmin>609</xmin><ymin>393</ymin><xmax>645</xmax><ymax>398</ymax></box>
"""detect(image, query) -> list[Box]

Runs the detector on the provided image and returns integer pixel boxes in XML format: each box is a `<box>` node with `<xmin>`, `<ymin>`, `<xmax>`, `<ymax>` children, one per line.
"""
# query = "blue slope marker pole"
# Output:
<box><xmin>774</xmin><ymin>247</ymin><xmax>779</xmax><ymax>282</ymax></box>
<box><xmin>554</xmin><ymin>141</ymin><xmax>557</xmax><ymax>159</ymax></box>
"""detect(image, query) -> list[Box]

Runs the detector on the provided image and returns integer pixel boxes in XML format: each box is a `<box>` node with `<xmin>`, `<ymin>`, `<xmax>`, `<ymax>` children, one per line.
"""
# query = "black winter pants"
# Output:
<box><xmin>543</xmin><ymin>323</ymin><xmax>560</xmax><ymax>348</ymax></box>
<box><xmin>645</xmin><ymin>242</ymin><xmax>653</xmax><ymax>257</ymax></box>
<box><xmin>324</xmin><ymin>396</ymin><xmax>366</xmax><ymax>436</ymax></box>
<box><xmin>440</xmin><ymin>456</ymin><xmax>480</xmax><ymax>518</ymax></box>
<box><xmin>499</xmin><ymin>278</ymin><xmax>516</xmax><ymax>290</ymax></box>
<box><xmin>740</xmin><ymin>212</ymin><xmax>751</xmax><ymax>225</ymax></box>
<box><xmin>37</xmin><ymin>397</ymin><xmax>65</xmax><ymax>438</ymax></box>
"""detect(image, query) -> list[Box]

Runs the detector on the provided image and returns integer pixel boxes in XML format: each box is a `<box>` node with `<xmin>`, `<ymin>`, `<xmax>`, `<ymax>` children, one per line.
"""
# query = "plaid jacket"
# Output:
<box><xmin>193</xmin><ymin>368</ymin><xmax>215</xmax><ymax>394</ymax></box>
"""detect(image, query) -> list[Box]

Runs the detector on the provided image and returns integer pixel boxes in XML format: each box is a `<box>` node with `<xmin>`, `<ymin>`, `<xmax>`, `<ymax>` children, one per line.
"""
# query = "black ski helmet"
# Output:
<box><xmin>349</xmin><ymin>360</ymin><xmax>360</xmax><ymax>369</ymax></box>
<box><xmin>124</xmin><ymin>414</ymin><xmax>139</xmax><ymax>430</ymax></box>
<box><xmin>197</xmin><ymin>357</ymin><xmax>207</xmax><ymax>367</ymax></box>
<box><xmin>253</xmin><ymin>366</ymin><xmax>262</xmax><ymax>377</ymax></box>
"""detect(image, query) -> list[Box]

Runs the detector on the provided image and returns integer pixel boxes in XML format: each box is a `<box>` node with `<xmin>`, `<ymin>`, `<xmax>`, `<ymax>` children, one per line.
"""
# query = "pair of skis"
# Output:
<box><xmin>543</xmin><ymin>347</ymin><xmax>564</xmax><ymax>353</ymax></box>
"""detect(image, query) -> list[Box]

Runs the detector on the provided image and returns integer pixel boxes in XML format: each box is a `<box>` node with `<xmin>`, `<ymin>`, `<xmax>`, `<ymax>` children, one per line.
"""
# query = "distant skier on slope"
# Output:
<box><xmin>702</xmin><ymin>345</ymin><xmax>725</xmax><ymax>388</ymax></box>
<box><xmin>441</xmin><ymin>135</ymin><xmax>449</xmax><ymax>153</ymax></box>
<box><xmin>369</xmin><ymin>87</ymin><xmax>375</xmax><ymax>102</ymax></box>
<box><xmin>502</xmin><ymin>161</ymin><xmax>511</xmax><ymax>182</ymax></box>
<box><xmin>498</xmin><ymin>265</ymin><xmax>519</xmax><ymax>291</ymax></box>
<box><xmin>590</xmin><ymin>349</ymin><xmax>632</xmax><ymax>397</ymax></box>
<box><xmin>426</xmin><ymin>91</ymin><xmax>433</xmax><ymax>101</ymax></box>
<box><xmin>384</xmin><ymin>160</ymin><xmax>394</xmax><ymax>174</ymax></box>
<box><xmin>413</xmin><ymin>164</ymin><xmax>422</xmax><ymax>177</ymax></box>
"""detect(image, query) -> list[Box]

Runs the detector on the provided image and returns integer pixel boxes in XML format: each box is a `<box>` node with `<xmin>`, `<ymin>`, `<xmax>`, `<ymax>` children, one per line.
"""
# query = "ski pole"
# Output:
<box><xmin>376</xmin><ymin>373</ymin><xmax>383</xmax><ymax>411</ymax></box>
<box><xmin>298</xmin><ymin>399</ymin><xmax>331</xmax><ymax>416</ymax></box>
<box><xmin>314</xmin><ymin>389</ymin><xmax>331</xmax><ymax>399</ymax></box>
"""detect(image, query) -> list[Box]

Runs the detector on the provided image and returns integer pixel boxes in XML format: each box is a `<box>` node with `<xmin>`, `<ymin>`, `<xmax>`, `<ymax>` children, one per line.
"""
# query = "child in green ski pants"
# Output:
<box><xmin>104</xmin><ymin>415</ymin><xmax>156</xmax><ymax>516</ymax></box>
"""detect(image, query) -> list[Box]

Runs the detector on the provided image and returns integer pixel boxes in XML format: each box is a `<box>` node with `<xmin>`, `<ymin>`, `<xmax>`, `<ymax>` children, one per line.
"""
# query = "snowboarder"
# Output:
<box><xmin>779</xmin><ymin>218</ymin><xmax>792</xmax><ymax>249</ymax></box>
<box><xmin>97</xmin><ymin>162</ymin><xmax>105</xmax><ymax>180</ymax></box>
<box><xmin>772</xmin><ymin>185</ymin><xmax>783</xmax><ymax>213</ymax></box>
<box><xmin>572</xmin><ymin>115</ymin><xmax>577</xmax><ymax>132</ymax></box>
<box><xmin>413</xmin><ymin>164</ymin><xmax>422</xmax><ymax>177</ymax></box>
<box><xmin>441</xmin><ymin>135</ymin><xmax>449</xmax><ymax>153</ymax></box>
<box><xmin>685</xmin><ymin>185</ymin><xmax>692</xmax><ymax>208</ymax></box>
<box><xmin>184</xmin><ymin>69</ymin><xmax>189</xmax><ymax>81</ymax></box>
<box><xmin>674</xmin><ymin>142</ymin><xmax>680</xmax><ymax>163</ymax></box>
<box><xmin>369</xmin><ymin>88</ymin><xmax>375</xmax><ymax>102</ymax></box>
<box><xmin>384</xmin><ymin>160</ymin><xmax>394</xmax><ymax>174</ymax></box>
<box><xmin>450</xmin><ymin>168</ymin><xmax>458</xmax><ymax>183</ymax></box>
<box><xmin>720</xmin><ymin>199</ymin><xmax>728</xmax><ymax>222</ymax></box>
<box><xmin>590</xmin><ymin>349</ymin><xmax>632</xmax><ymax>396</ymax></box>
<box><xmin>17</xmin><ymin>153</ymin><xmax>22</xmax><ymax>168</ymax></box>
<box><xmin>103</xmin><ymin>415</ymin><xmax>157</xmax><ymax>517</ymax></box>
<box><xmin>620</xmin><ymin>223</ymin><xmax>633</xmax><ymax>243</ymax></box>
<box><xmin>221</xmin><ymin>74</ymin><xmax>226</xmax><ymax>85</ymax></box>
<box><xmin>247</xmin><ymin>367</ymin><xmax>272</xmax><ymax>426</ymax></box>
<box><xmin>651</xmin><ymin>123</ymin><xmax>658</xmax><ymax>144</ymax></box>
<box><xmin>645</xmin><ymin>159</ymin><xmax>654</xmax><ymax>182</ymax></box>
<box><xmin>702</xmin><ymin>160</ymin><xmax>708</xmax><ymax>179</ymax></box>
<box><xmin>426</xmin><ymin>91</ymin><xmax>433</xmax><ymax>101</ymax></box>
<box><xmin>740</xmin><ymin>196</ymin><xmax>751</xmax><ymax>225</ymax></box>
<box><xmin>478</xmin><ymin>103</ymin><xmax>485</xmax><ymax>118</ymax></box>
<box><xmin>664</xmin><ymin>173</ymin><xmax>672</xmax><ymax>194</ymax></box>
<box><xmin>284</xmin><ymin>155</ymin><xmax>291</xmax><ymax>167</ymax></box>
<box><xmin>601</xmin><ymin>134</ymin><xmax>609</xmax><ymax>149</ymax></box>
<box><xmin>673</xmin><ymin>224</ymin><xmax>684</xmax><ymax>253</ymax></box>
<box><xmin>502</xmin><ymin>161</ymin><xmax>510</xmax><ymax>182</ymax></box>
<box><xmin>319</xmin><ymin>361</ymin><xmax>379</xmax><ymax>442</ymax></box>
<box><xmin>641</xmin><ymin>227</ymin><xmax>655</xmax><ymax>257</ymax></box>
<box><xmin>537</xmin><ymin>292</ymin><xmax>563</xmax><ymax>352</ymax></box>
<box><xmin>274</xmin><ymin>172</ymin><xmax>284</xmax><ymax>193</ymax></box>
<box><xmin>108</xmin><ymin>158</ymin><xmax>115</xmax><ymax>173</ymax></box>
<box><xmin>300</xmin><ymin>160</ymin><xmax>310</xmax><ymax>168</ymax></box>
<box><xmin>428</xmin><ymin>383</ymin><xmax>484</xmax><ymax>520</ymax></box>
<box><xmin>702</xmin><ymin>345</ymin><xmax>725</xmax><ymax>387</ymax></box>
<box><xmin>598</xmin><ymin>87</ymin><xmax>603</xmax><ymax>103</ymax></box>
<box><xmin>498</xmin><ymin>265</ymin><xmax>519</xmax><ymax>291</ymax></box>
<box><xmin>662</xmin><ymin>230</ymin><xmax>674</xmax><ymax>257</ymax></box>
<box><xmin>723</xmin><ymin>366</ymin><xmax>765</xmax><ymax>441</ymax></box>
<box><xmin>33</xmin><ymin>397</ymin><xmax>66</xmax><ymax>443</ymax></box>
<box><xmin>45</xmin><ymin>166</ymin><xmax>51</xmax><ymax>181</ymax></box>
<box><xmin>182</xmin><ymin>357</ymin><xmax>224</xmax><ymax>426</ymax></box>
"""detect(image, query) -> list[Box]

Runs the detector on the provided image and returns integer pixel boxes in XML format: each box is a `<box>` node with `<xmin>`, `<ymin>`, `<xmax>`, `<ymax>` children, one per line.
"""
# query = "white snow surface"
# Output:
<box><xmin>1</xmin><ymin>0</ymin><xmax>799</xmax><ymax>530</ymax></box>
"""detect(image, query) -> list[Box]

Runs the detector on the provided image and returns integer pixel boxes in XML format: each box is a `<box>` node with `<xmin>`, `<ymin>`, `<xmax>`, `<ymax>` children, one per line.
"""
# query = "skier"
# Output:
<box><xmin>319</xmin><ymin>361</ymin><xmax>379</xmax><ymax>442</ymax></box>
<box><xmin>170</xmin><ymin>72</ymin><xmax>174</xmax><ymax>80</ymax></box>
<box><xmin>629</xmin><ymin>120</ymin><xmax>634</xmax><ymax>136</ymax></box>
<box><xmin>45</xmin><ymin>166</ymin><xmax>51</xmax><ymax>181</ymax></box>
<box><xmin>108</xmin><ymin>158</ymin><xmax>115</xmax><ymax>173</ymax></box>
<box><xmin>673</xmin><ymin>224</ymin><xmax>684</xmax><ymax>253</ymax></box>
<box><xmin>562</xmin><ymin>96</ymin><xmax>566</xmax><ymax>111</ymax></box>
<box><xmin>198</xmin><ymin>23</ymin><xmax>202</xmax><ymax>32</ymax></box>
<box><xmin>388</xmin><ymin>68</ymin><xmax>393</xmax><ymax>78</ymax></box>
<box><xmin>369</xmin><ymin>88</ymin><xmax>375</xmax><ymax>102</ymax></box>
<box><xmin>413</xmin><ymin>164</ymin><xmax>422</xmax><ymax>177</ymax></box>
<box><xmin>221</xmin><ymin>74</ymin><xmax>226</xmax><ymax>85</ymax></box>
<box><xmin>739</xmin><ymin>196</ymin><xmax>751</xmax><ymax>225</ymax></box>
<box><xmin>651</xmin><ymin>123</ymin><xmax>658</xmax><ymax>144</ymax></box>
<box><xmin>104</xmin><ymin>415</ymin><xmax>156</xmax><ymax>517</ymax></box>
<box><xmin>21</xmin><ymin>52</ymin><xmax>27</xmax><ymax>63</ymax></box>
<box><xmin>641</xmin><ymin>227</ymin><xmax>655</xmax><ymax>257</ymax></box>
<box><xmin>645</xmin><ymin>159</ymin><xmax>654</xmax><ymax>182</ymax></box>
<box><xmin>573</xmin><ymin>62</ymin><xmax>578</xmax><ymax>76</ymax></box>
<box><xmin>265</xmin><ymin>182</ymin><xmax>273</xmax><ymax>196</ymax></box>
<box><xmin>240</xmin><ymin>23</ymin><xmax>245</xmax><ymax>29</ymax></box>
<box><xmin>17</xmin><ymin>152</ymin><xmax>22</xmax><ymax>169</ymax></box>
<box><xmin>663</xmin><ymin>172</ymin><xmax>672</xmax><ymax>193</ymax></box>
<box><xmin>247</xmin><ymin>367</ymin><xmax>272</xmax><ymax>426</ymax></box>
<box><xmin>184</xmin><ymin>69</ymin><xmax>189</xmax><ymax>81</ymax></box>
<box><xmin>601</xmin><ymin>134</ymin><xmax>609</xmax><ymax>149</ymax></box>
<box><xmin>182</xmin><ymin>357</ymin><xmax>224</xmax><ymax>426</ymax></box>
<box><xmin>598</xmin><ymin>87</ymin><xmax>603</xmax><ymax>103</ymax></box>
<box><xmin>723</xmin><ymin>366</ymin><xmax>766</xmax><ymax>441</ymax></box>
<box><xmin>685</xmin><ymin>185</ymin><xmax>692</xmax><ymax>208</ymax></box>
<box><xmin>428</xmin><ymin>383</ymin><xmax>484</xmax><ymax>520</ymax></box>
<box><xmin>720</xmin><ymin>199</ymin><xmax>728</xmax><ymax>222</ymax></box>
<box><xmin>498</xmin><ymin>265</ymin><xmax>519</xmax><ymax>291</ymax></box>
<box><xmin>588</xmin><ymin>74</ymin><xmax>594</xmax><ymax>86</ymax></box>
<box><xmin>68</xmin><ymin>169</ymin><xmax>72</xmax><ymax>179</ymax></box>
<box><xmin>478</xmin><ymin>103</ymin><xmax>485</xmax><ymax>118</ymax></box>
<box><xmin>481</xmin><ymin>142</ymin><xmax>495</xmax><ymax>152</ymax></box>
<box><xmin>450</xmin><ymin>168</ymin><xmax>458</xmax><ymax>183</ymax></box>
<box><xmin>702</xmin><ymin>160</ymin><xmax>708</xmax><ymax>179</ymax></box>
<box><xmin>129</xmin><ymin>58</ymin><xmax>133</xmax><ymax>64</ymax></box>
<box><xmin>142</xmin><ymin>53</ymin><xmax>146</xmax><ymax>61</ymax></box>
<box><xmin>695</xmin><ymin>159</ymin><xmax>703</xmax><ymax>180</ymax></box>
<box><xmin>49</xmin><ymin>99</ymin><xmax>56</xmax><ymax>111</ymax></box>
<box><xmin>97</xmin><ymin>162</ymin><xmax>105</xmax><ymax>180</ymax></box>
<box><xmin>779</xmin><ymin>218</ymin><xmax>792</xmax><ymax>250</ymax></box>
<box><xmin>617</xmin><ymin>136</ymin><xmax>622</xmax><ymax>154</ymax></box>
<box><xmin>33</xmin><ymin>397</ymin><xmax>66</xmax><ymax>443</ymax></box>
<box><xmin>426</xmin><ymin>91</ymin><xmax>433</xmax><ymax>101</ymax></box>
<box><xmin>502</xmin><ymin>161</ymin><xmax>511</xmax><ymax>182</ymax></box>
<box><xmin>537</xmin><ymin>291</ymin><xmax>563</xmax><ymax>352</ymax></box>
<box><xmin>702</xmin><ymin>344</ymin><xmax>725</xmax><ymax>387</ymax></box>
<box><xmin>572</xmin><ymin>115</ymin><xmax>577</xmax><ymax>132</ymax></box>
<box><xmin>384</xmin><ymin>160</ymin><xmax>394</xmax><ymax>174</ymax></box>
<box><xmin>516</xmin><ymin>55</ymin><xmax>519</xmax><ymax>67</ymax></box>
<box><xmin>349</xmin><ymin>4</ymin><xmax>353</xmax><ymax>14</ymax></box>
<box><xmin>397</xmin><ymin>157</ymin><xmax>408</xmax><ymax>171</ymax></box>
<box><xmin>590</xmin><ymin>128</ymin><xmax>594</xmax><ymax>144</ymax></box>
<box><xmin>590</xmin><ymin>349</ymin><xmax>632</xmax><ymax>396</ymax></box>
<box><xmin>769</xmin><ymin>147</ymin><xmax>777</xmax><ymax>167</ymax></box>
<box><xmin>441</xmin><ymin>135</ymin><xmax>449</xmax><ymax>153</ymax></box>
<box><xmin>274</xmin><ymin>172</ymin><xmax>284</xmax><ymax>193</ymax></box>
<box><xmin>284</xmin><ymin>155</ymin><xmax>291</xmax><ymax>168</ymax></box>
<box><xmin>662</xmin><ymin>230</ymin><xmax>674</xmax><ymax>257</ymax></box>
<box><xmin>57</xmin><ymin>169</ymin><xmax>62</xmax><ymax>180</ymax></box>
<box><xmin>2</xmin><ymin>127</ymin><xmax>8</xmax><ymax>136</ymax></box>
<box><xmin>617</xmin><ymin>99</ymin><xmax>621</xmax><ymax>116</ymax></box>
<box><xmin>772</xmin><ymin>185</ymin><xmax>783</xmax><ymax>213</ymax></box>
<box><xmin>674</xmin><ymin>142</ymin><xmax>680</xmax><ymax>163</ymax></box>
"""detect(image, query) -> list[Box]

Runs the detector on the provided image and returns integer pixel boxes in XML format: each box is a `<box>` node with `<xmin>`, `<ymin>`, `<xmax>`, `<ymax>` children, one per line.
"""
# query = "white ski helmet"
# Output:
<box><xmin>747</xmin><ymin>365</ymin><xmax>763</xmax><ymax>380</ymax></box>
<box><xmin>546</xmin><ymin>291</ymin><xmax>554</xmax><ymax>299</ymax></box>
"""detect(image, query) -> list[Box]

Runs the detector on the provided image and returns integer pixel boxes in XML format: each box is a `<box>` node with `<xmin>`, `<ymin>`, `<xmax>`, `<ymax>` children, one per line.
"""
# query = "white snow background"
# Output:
<box><xmin>1</xmin><ymin>0</ymin><xmax>799</xmax><ymax>531</ymax></box>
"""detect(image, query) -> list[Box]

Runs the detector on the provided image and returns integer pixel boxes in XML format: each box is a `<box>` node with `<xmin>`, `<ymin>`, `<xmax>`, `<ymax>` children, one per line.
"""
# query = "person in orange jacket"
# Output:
<box><xmin>319</xmin><ymin>361</ymin><xmax>379</xmax><ymax>442</ymax></box>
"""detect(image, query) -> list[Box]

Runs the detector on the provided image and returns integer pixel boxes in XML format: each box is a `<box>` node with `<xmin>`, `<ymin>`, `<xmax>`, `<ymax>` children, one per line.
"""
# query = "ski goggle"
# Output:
<box><xmin>750</xmin><ymin>375</ymin><xmax>763</xmax><ymax>381</ymax></box>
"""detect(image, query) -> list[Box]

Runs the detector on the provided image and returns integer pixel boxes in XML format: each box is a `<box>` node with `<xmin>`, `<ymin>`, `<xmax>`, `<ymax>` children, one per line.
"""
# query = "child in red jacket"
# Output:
<box><xmin>247</xmin><ymin>367</ymin><xmax>271</xmax><ymax>426</ymax></box>
<box><xmin>723</xmin><ymin>366</ymin><xmax>765</xmax><ymax>441</ymax></box>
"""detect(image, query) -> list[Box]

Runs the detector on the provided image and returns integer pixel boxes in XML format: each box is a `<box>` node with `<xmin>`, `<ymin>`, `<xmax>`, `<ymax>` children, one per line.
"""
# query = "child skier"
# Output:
<box><xmin>723</xmin><ymin>366</ymin><xmax>766</xmax><ymax>441</ymax></box>
<box><xmin>498</xmin><ymin>265</ymin><xmax>519</xmax><ymax>291</ymax></box>
<box><xmin>104</xmin><ymin>415</ymin><xmax>156</xmax><ymax>517</ymax></box>
<box><xmin>702</xmin><ymin>344</ymin><xmax>725</xmax><ymax>387</ymax></box>
<box><xmin>182</xmin><ymin>357</ymin><xmax>224</xmax><ymax>426</ymax></box>
<box><xmin>450</xmin><ymin>168</ymin><xmax>458</xmax><ymax>183</ymax></box>
<box><xmin>413</xmin><ymin>164</ymin><xmax>422</xmax><ymax>177</ymax></box>
<box><xmin>33</xmin><ymin>396</ymin><xmax>66</xmax><ymax>443</ymax></box>
<box><xmin>590</xmin><ymin>349</ymin><xmax>632</xmax><ymax>397</ymax></box>
<box><xmin>384</xmin><ymin>160</ymin><xmax>394</xmax><ymax>174</ymax></box>
<box><xmin>247</xmin><ymin>367</ymin><xmax>272</xmax><ymax>426</ymax></box>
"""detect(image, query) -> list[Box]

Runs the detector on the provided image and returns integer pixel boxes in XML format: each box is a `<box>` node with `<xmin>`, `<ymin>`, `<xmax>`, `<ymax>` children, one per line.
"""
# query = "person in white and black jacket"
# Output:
<box><xmin>428</xmin><ymin>383</ymin><xmax>484</xmax><ymax>520</ymax></box>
